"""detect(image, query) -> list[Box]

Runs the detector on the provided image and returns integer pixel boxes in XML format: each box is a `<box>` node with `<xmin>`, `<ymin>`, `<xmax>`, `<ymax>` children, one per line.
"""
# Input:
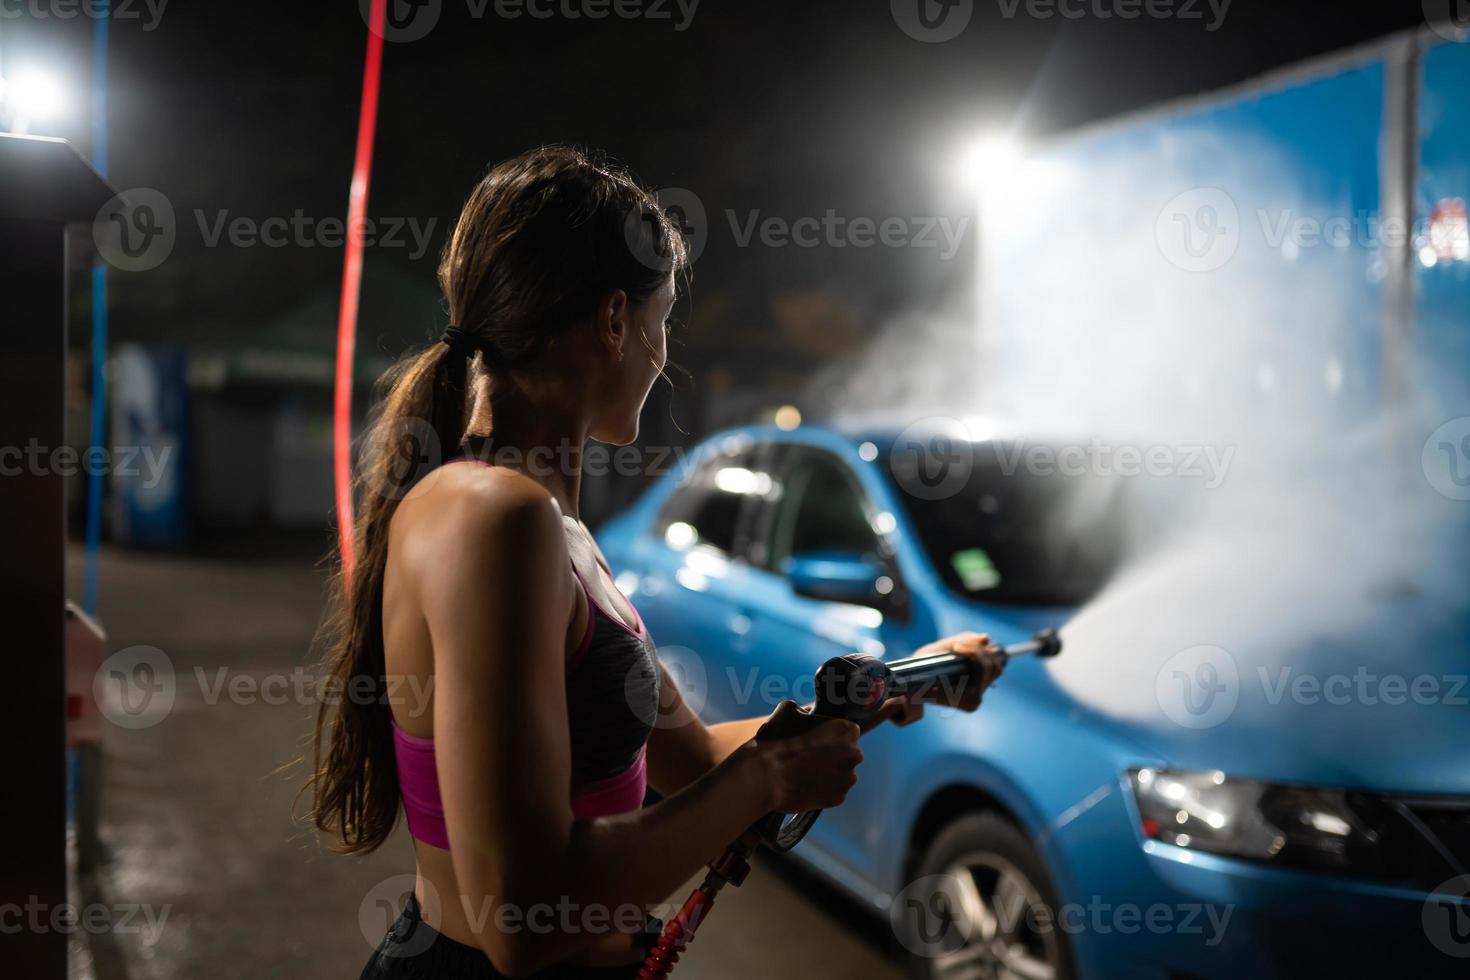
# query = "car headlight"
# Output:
<box><xmin>1128</xmin><ymin>768</ymin><xmax>1380</xmax><ymax>875</ymax></box>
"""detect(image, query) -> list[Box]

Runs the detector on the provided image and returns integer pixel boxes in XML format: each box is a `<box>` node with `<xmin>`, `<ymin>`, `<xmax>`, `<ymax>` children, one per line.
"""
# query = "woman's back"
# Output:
<box><xmin>381</xmin><ymin>461</ymin><xmax>659</xmax><ymax>964</ymax></box>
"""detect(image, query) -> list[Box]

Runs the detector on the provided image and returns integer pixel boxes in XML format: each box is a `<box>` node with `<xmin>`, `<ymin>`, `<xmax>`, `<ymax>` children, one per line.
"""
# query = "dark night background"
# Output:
<box><xmin>0</xmin><ymin>0</ymin><xmax>1438</xmax><ymax>537</ymax></box>
<box><xmin>9</xmin><ymin>4</ymin><xmax>1467</xmax><ymax>979</ymax></box>
<box><xmin>12</xmin><ymin>1</ymin><xmax>1425</xmax><ymax>470</ymax></box>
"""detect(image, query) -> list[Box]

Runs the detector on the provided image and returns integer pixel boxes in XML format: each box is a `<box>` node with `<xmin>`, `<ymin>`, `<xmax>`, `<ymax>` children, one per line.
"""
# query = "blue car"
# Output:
<box><xmin>597</xmin><ymin>422</ymin><xmax>1470</xmax><ymax>979</ymax></box>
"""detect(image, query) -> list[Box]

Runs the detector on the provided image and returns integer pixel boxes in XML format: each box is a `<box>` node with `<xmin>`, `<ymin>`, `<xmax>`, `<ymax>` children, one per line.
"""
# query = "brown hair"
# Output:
<box><xmin>308</xmin><ymin>146</ymin><xmax>688</xmax><ymax>853</ymax></box>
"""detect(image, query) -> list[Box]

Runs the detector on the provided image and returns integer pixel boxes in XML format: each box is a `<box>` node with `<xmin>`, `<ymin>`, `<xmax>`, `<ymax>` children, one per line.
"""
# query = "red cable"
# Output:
<box><xmin>639</xmin><ymin>885</ymin><xmax>715</xmax><ymax>979</ymax></box>
<box><xmin>334</xmin><ymin>0</ymin><xmax>387</xmax><ymax>583</ymax></box>
<box><xmin>639</xmin><ymin>844</ymin><xmax>753</xmax><ymax>978</ymax></box>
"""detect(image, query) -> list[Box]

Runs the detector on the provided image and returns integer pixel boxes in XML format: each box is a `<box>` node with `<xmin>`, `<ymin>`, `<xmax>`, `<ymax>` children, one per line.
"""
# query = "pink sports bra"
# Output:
<box><xmin>392</xmin><ymin>568</ymin><xmax>661</xmax><ymax>849</ymax></box>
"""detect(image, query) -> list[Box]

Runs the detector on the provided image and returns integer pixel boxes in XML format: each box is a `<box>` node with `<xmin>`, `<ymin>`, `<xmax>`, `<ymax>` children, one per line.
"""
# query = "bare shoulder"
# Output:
<box><xmin>391</xmin><ymin>462</ymin><xmax>567</xmax><ymax>568</ymax></box>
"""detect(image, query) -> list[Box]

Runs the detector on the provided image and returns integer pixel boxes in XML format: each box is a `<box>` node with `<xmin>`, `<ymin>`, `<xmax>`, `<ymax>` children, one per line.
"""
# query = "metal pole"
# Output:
<box><xmin>1380</xmin><ymin>36</ymin><xmax>1419</xmax><ymax>473</ymax></box>
<box><xmin>83</xmin><ymin>0</ymin><xmax>109</xmax><ymax>613</ymax></box>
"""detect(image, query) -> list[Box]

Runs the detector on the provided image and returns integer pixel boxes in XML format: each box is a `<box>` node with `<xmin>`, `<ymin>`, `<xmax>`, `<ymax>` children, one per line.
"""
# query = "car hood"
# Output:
<box><xmin>1015</xmin><ymin>540</ymin><xmax>1470</xmax><ymax>795</ymax></box>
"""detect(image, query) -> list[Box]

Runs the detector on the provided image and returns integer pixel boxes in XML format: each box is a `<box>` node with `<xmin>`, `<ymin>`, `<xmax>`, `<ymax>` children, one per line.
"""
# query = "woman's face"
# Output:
<box><xmin>591</xmin><ymin>276</ymin><xmax>674</xmax><ymax>446</ymax></box>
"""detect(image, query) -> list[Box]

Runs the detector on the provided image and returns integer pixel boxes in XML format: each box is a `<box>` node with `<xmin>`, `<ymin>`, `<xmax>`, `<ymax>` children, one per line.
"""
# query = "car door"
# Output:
<box><xmin>622</xmin><ymin>440</ymin><xmax>777</xmax><ymax>724</ymax></box>
<box><xmin>736</xmin><ymin>444</ymin><xmax>913</xmax><ymax>880</ymax></box>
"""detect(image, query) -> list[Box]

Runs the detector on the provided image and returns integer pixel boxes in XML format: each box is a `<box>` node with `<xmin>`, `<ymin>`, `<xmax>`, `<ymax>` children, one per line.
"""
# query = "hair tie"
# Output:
<box><xmin>440</xmin><ymin>325</ymin><xmax>481</xmax><ymax>359</ymax></box>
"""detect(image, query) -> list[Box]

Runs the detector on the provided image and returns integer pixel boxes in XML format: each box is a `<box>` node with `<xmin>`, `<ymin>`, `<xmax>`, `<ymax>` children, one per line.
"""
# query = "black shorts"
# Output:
<box><xmin>359</xmin><ymin>892</ymin><xmax>656</xmax><ymax>980</ymax></box>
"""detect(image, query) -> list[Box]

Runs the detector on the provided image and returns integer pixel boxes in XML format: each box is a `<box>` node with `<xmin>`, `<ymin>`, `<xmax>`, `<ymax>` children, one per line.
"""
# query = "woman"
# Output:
<box><xmin>309</xmin><ymin>146</ymin><xmax>1005</xmax><ymax>979</ymax></box>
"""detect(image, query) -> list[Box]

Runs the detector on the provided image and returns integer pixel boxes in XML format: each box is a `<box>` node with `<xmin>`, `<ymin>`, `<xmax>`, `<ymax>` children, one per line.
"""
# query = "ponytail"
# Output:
<box><xmin>307</xmin><ymin>339</ymin><xmax>476</xmax><ymax>852</ymax></box>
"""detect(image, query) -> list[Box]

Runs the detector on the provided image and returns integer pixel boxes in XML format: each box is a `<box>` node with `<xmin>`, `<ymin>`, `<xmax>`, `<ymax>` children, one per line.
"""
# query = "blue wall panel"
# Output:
<box><xmin>985</xmin><ymin>59</ymin><xmax>1387</xmax><ymax>436</ymax></box>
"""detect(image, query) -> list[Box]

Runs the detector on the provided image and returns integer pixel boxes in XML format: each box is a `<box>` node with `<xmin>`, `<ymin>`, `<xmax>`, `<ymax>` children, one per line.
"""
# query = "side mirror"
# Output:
<box><xmin>783</xmin><ymin>550</ymin><xmax>884</xmax><ymax>605</ymax></box>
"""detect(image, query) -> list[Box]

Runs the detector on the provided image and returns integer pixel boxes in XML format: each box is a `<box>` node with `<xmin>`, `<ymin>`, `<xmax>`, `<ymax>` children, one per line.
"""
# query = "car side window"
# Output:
<box><xmin>767</xmin><ymin>451</ymin><xmax>879</xmax><ymax>570</ymax></box>
<box><xmin>654</xmin><ymin>447</ymin><xmax>759</xmax><ymax>557</ymax></box>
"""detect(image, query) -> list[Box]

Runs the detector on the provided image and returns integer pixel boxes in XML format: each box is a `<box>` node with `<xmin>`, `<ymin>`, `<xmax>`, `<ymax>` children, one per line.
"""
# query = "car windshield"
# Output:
<box><xmin>882</xmin><ymin>442</ymin><xmax>1129</xmax><ymax>607</ymax></box>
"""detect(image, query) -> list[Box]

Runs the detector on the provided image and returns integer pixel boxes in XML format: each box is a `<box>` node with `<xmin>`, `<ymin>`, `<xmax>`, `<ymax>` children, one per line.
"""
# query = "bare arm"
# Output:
<box><xmin>641</xmin><ymin>663</ymin><xmax>766</xmax><ymax>795</ymax></box>
<box><xmin>420</xmin><ymin>476</ymin><xmax>859</xmax><ymax>976</ymax></box>
<box><xmin>648</xmin><ymin>695</ymin><xmax>922</xmax><ymax>795</ymax></box>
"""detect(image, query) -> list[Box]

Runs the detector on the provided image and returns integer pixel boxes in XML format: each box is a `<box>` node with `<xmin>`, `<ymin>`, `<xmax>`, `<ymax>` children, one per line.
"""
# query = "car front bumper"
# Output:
<box><xmin>1052</xmin><ymin>790</ymin><xmax>1468</xmax><ymax>979</ymax></box>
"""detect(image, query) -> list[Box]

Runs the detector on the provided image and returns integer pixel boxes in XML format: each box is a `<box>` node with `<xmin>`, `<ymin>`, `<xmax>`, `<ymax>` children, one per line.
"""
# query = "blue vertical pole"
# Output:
<box><xmin>84</xmin><ymin>2</ymin><xmax>109</xmax><ymax>613</ymax></box>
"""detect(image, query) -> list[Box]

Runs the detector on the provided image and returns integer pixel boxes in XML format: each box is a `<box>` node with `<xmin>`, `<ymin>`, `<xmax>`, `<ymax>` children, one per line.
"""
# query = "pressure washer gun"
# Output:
<box><xmin>638</xmin><ymin>629</ymin><xmax>1063</xmax><ymax>978</ymax></box>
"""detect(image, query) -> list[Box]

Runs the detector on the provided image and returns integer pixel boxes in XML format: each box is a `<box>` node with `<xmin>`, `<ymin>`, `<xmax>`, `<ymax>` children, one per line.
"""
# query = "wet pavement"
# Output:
<box><xmin>68</xmin><ymin>542</ymin><xmax>905</xmax><ymax>980</ymax></box>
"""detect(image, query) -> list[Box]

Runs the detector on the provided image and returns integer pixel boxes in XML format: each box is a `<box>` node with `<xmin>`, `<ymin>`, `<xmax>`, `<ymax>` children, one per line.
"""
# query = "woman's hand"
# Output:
<box><xmin>746</xmin><ymin>700</ymin><xmax>864</xmax><ymax>813</ymax></box>
<box><xmin>868</xmin><ymin>631</ymin><xmax>1007</xmax><ymax>728</ymax></box>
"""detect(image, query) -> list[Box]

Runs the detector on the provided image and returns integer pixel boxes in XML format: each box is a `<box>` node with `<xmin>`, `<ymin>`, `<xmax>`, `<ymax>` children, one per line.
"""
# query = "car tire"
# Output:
<box><xmin>897</xmin><ymin>811</ymin><xmax>1076</xmax><ymax>980</ymax></box>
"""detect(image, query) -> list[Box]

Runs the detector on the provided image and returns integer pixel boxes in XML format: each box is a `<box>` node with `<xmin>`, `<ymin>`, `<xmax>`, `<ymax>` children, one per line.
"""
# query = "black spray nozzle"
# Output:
<box><xmin>764</xmin><ymin>626</ymin><xmax>1066</xmax><ymax>853</ymax></box>
<box><xmin>882</xmin><ymin>628</ymin><xmax>1063</xmax><ymax>702</ymax></box>
<box><xmin>812</xmin><ymin>629</ymin><xmax>1065</xmax><ymax>722</ymax></box>
<box><xmin>999</xmin><ymin>627</ymin><xmax>1063</xmax><ymax>661</ymax></box>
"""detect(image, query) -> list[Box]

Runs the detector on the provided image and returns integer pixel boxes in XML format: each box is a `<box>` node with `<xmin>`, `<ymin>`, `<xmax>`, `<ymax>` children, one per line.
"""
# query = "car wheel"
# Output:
<box><xmin>897</xmin><ymin>811</ymin><xmax>1075</xmax><ymax>980</ymax></box>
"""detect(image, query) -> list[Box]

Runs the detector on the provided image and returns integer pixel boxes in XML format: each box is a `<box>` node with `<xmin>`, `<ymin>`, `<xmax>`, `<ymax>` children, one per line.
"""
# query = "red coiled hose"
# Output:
<box><xmin>638</xmin><ymin>843</ymin><xmax>753</xmax><ymax>979</ymax></box>
<box><xmin>638</xmin><ymin>888</ymin><xmax>713</xmax><ymax>978</ymax></box>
